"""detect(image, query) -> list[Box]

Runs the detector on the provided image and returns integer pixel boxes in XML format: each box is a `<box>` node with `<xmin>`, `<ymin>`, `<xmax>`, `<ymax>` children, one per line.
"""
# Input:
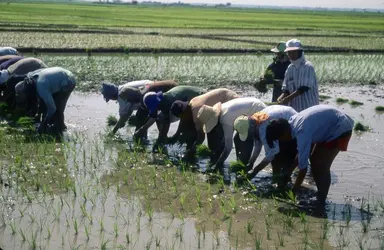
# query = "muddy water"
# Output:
<box><xmin>65</xmin><ymin>85</ymin><xmax>384</xmax><ymax>248</ymax></box>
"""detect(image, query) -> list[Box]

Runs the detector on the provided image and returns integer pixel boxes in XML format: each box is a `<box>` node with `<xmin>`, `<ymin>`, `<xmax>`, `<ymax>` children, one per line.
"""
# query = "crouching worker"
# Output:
<box><xmin>15</xmin><ymin>67</ymin><xmax>76</xmax><ymax>134</ymax></box>
<box><xmin>197</xmin><ymin>97</ymin><xmax>266</xmax><ymax>171</ymax></box>
<box><xmin>134</xmin><ymin>85</ymin><xmax>205</xmax><ymax>150</ymax></box>
<box><xmin>101</xmin><ymin>80</ymin><xmax>177</xmax><ymax>135</ymax></box>
<box><xmin>233</xmin><ymin>105</ymin><xmax>297</xmax><ymax>180</ymax></box>
<box><xmin>168</xmin><ymin>88</ymin><xmax>238</xmax><ymax>158</ymax></box>
<box><xmin>0</xmin><ymin>57</ymin><xmax>47</xmax><ymax>107</ymax></box>
<box><xmin>266</xmin><ymin>105</ymin><xmax>354</xmax><ymax>208</ymax></box>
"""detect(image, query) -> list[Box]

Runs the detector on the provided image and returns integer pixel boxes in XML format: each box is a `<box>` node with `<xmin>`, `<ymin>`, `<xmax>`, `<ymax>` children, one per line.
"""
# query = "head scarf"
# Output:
<box><xmin>101</xmin><ymin>82</ymin><xmax>118</xmax><ymax>102</ymax></box>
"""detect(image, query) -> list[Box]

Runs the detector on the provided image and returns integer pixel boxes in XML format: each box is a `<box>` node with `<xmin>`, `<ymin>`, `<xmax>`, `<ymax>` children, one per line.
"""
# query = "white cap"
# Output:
<box><xmin>284</xmin><ymin>39</ymin><xmax>303</xmax><ymax>52</ymax></box>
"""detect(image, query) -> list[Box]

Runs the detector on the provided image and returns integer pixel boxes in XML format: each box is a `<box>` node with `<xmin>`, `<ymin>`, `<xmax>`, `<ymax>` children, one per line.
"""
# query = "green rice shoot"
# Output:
<box><xmin>375</xmin><ymin>106</ymin><xmax>384</xmax><ymax>112</ymax></box>
<box><xmin>196</xmin><ymin>144</ymin><xmax>211</xmax><ymax>158</ymax></box>
<box><xmin>106</xmin><ymin>115</ymin><xmax>118</xmax><ymax>126</ymax></box>
<box><xmin>229</xmin><ymin>160</ymin><xmax>246</xmax><ymax>173</ymax></box>
<box><xmin>349</xmin><ymin>100</ymin><xmax>364</xmax><ymax>106</ymax></box>
<box><xmin>336</xmin><ymin>98</ymin><xmax>349</xmax><ymax>104</ymax></box>
<box><xmin>354</xmin><ymin>122</ymin><xmax>370</xmax><ymax>132</ymax></box>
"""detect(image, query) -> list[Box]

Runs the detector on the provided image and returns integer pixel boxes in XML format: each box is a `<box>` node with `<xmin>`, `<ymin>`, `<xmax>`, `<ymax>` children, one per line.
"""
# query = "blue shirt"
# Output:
<box><xmin>28</xmin><ymin>67</ymin><xmax>76</xmax><ymax>121</ymax></box>
<box><xmin>290</xmin><ymin>105</ymin><xmax>354</xmax><ymax>170</ymax></box>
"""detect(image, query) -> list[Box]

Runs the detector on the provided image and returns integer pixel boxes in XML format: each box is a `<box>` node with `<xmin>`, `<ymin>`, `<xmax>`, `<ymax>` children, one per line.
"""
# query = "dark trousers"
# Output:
<box><xmin>39</xmin><ymin>87</ymin><xmax>74</xmax><ymax>130</ymax></box>
<box><xmin>271</xmin><ymin>139</ymin><xmax>297</xmax><ymax>175</ymax></box>
<box><xmin>234</xmin><ymin>132</ymin><xmax>254</xmax><ymax>166</ymax></box>
<box><xmin>207</xmin><ymin>123</ymin><xmax>225</xmax><ymax>163</ymax></box>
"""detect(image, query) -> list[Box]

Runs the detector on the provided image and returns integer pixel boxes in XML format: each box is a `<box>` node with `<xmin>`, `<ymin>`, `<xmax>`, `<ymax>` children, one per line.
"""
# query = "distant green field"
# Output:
<box><xmin>0</xmin><ymin>2</ymin><xmax>383</xmax><ymax>31</ymax></box>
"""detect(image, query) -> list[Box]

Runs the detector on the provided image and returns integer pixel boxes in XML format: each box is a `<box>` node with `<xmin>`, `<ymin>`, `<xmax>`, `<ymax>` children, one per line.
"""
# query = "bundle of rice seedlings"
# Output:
<box><xmin>375</xmin><ymin>106</ymin><xmax>384</xmax><ymax>112</ymax></box>
<box><xmin>349</xmin><ymin>100</ymin><xmax>364</xmax><ymax>106</ymax></box>
<box><xmin>16</xmin><ymin>116</ymin><xmax>34</xmax><ymax>128</ymax></box>
<box><xmin>354</xmin><ymin>122</ymin><xmax>370</xmax><ymax>132</ymax></box>
<box><xmin>106</xmin><ymin>115</ymin><xmax>118</xmax><ymax>126</ymax></box>
<box><xmin>229</xmin><ymin>160</ymin><xmax>245</xmax><ymax>173</ymax></box>
<box><xmin>196</xmin><ymin>145</ymin><xmax>211</xmax><ymax>158</ymax></box>
<box><xmin>336</xmin><ymin>98</ymin><xmax>349</xmax><ymax>104</ymax></box>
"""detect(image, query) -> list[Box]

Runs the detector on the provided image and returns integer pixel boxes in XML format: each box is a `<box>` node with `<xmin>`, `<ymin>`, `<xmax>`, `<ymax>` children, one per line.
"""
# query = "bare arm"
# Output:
<box><xmin>135</xmin><ymin>117</ymin><xmax>156</xmax><ymax>135</ymax></box>
<box><xmin>279</xmin><ymin>86</ymin><xmax>310</xmax><ymax>105</ymax></box>
<box><xmin>247</xmin><ymin>139</ymin><xmax>263</xmax><ymax>169</ymax></box>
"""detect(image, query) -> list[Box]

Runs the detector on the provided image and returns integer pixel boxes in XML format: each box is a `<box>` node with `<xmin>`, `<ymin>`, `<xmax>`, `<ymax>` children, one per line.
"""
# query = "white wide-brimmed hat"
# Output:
<box><xmin>197</xmin><ymin>102</ymin><xmax>222</xmax><ymax>133</ymax></box>
<box><xmin>270</xmin><ymin>41</ymin><xmax>287</xmax><ymax>53</ymax></box>
<box><xmin>284</xmin><ymin>39</ymin><xmax>303</xmax><ymax>52</ymax></box>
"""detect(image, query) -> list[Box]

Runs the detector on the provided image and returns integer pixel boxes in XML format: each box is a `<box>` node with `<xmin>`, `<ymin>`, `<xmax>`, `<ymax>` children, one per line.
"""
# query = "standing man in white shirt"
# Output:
<box><xmin>277</xmin><ymin>39</ymin><xmax>319</xmax><ymax>112</ymax></box>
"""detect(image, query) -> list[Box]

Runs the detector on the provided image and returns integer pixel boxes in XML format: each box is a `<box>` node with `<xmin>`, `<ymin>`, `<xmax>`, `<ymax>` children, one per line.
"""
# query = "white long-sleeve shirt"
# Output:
<box><xmin>290</xmin><ymin>105</ymin><xmax>354</xmax><ymax>170</ymax></box>
<box><xmin>117</xmin><ymin>80</ymin><xmax>153</xmax><ymax>116</ymax></box>
<box><xmin>219</xmin><ymin>97</ymin><xmax>267</xmax><ymax>161</ymax></box>
<box><xmin>282</xmin><ymin>54</ymin><xmax>319</xmax><ymax>112</ymax></box>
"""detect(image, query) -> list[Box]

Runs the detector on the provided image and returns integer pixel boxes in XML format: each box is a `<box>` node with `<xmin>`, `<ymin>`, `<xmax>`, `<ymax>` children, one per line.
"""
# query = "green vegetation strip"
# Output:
<box><xmin>1</xmin><ymin>3</ymin><xmax>383</xmax><ymax>31</ymax></box>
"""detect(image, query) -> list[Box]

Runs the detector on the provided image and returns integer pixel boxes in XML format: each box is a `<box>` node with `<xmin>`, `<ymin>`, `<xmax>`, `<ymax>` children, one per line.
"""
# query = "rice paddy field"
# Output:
<box><xmin>1</xmin><ymin>2</ymin><xmax>384</xmax><ymax>250</ymax></box>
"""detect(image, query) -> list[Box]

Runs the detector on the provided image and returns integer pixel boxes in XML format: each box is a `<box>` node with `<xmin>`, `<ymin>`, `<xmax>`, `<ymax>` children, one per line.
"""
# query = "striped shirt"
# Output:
<box><xmin>282</xmin><ymin>54</ymin><xmax>319</xmax><ymax>112</ymax></box>
<box><xmin>290</xmin><ymin>105</ymin><xmax>354</xmax><ymax>170</ymax></box>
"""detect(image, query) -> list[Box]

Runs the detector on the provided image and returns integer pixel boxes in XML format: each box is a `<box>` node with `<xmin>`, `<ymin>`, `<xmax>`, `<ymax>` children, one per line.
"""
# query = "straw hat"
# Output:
<box><xmin>234</xmin><ymin>115</ymin><xmax>250</xmax><ymax>141</ymax></box>
<box><xmin>270</xmin><ymin>42</ymin><xmax>287</xmax><ymax>53</ymax></box>
<box><xmin>197</xmin><ymin>102</ymin><xmax>222</xmax><ymax>133</ymax></box>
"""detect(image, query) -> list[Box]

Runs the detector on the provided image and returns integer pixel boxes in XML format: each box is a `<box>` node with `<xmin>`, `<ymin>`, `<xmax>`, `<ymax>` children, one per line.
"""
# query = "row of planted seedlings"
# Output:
<box><xmin>1</xmin><ymin>114</ymin><xmax>384</xmax><ymax>249</ymax></box>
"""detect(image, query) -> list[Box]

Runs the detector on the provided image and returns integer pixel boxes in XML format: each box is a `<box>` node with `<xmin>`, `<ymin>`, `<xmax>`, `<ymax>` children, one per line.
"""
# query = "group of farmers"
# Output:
<box><xmin>0</xmin><ymin>39</ymin><xmax>355</xmax><ymax>211</ymax></box>
<box><xmin>0</xmin><ymin>47</ymin><xmax>76</xmax><ymax>133</ymax></box>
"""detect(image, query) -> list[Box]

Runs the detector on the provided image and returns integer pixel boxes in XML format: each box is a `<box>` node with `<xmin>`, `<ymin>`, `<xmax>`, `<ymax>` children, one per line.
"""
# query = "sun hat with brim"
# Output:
<box><xmin>197</xmin><ymin>102</ymin><xmax>222</xmax><ymax>133</ymax></box>
<box><xmin>101</xmin><ymin>82</ymin><xmax>118</xmax><ymax>102</ymax></box>
<box><xmin>284</xmin><ymin>39</ymin><xmax>303</xmax><ymax>52</ymax></box>
<box><xmin>270</xmin><ymin>42</ymin><xmax>287</xmax><ymax>53</ymax></box>
<box><xmin>170</xmin><ymin>100</ymin><xmax>188</xmax><ymax>117</ymax></box>
<box><xmin>234</xmin><ymin>115</ymin><xmax>250</xmax><ymax>142</ymax></box>
<box><xmin>143</xmin><ymin>91</ymin><xmax>164</xmax><ymax>115</ymax></box>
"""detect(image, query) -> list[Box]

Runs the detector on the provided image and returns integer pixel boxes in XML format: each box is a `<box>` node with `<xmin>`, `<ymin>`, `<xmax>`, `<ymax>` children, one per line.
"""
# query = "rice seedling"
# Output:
<box><xmin>19</xmin><ymin>228</ymin><xmax>27</xmax><ymax>242</ymax></box>
<box><xmin>361</xmin><ymin>219</ymin><xmax>369</xmax><ymax>233</ymax></box>
<box><xmin>113</xmin><ymin>222</ymin><xmax>119</xmax><ymax>238</ymax></box>
<box><xmin>98</xmin><ymin>218</ymin><xmax>104</xmax><ymax>232</ymax></box>
<box><xmin>9</xmin><ymin>220</ymin><xmax>17</xmax><ymax>235</ymax></box>
<box><xmin>196</xmin><ymin>144</ymin><xmax>211</xmax><ymax>158</ymax></box>
<box><xmin>46</xmin><ymin>225</ymin><xmax>52</xmax><ymax>239</ymax></box>
<box><xmin>227</xmin><ymin>216</ymin><xmax>233</xmax><ymax>236</ymax></box>
<box><xmin>354</xmin><ymin>122</ymin><xmax>370</xmax><ymax>132</ymax></box>
<box><xmin>255</xmin><ymin>233</ymin><xmax>263</xmax><ymax>250</ymax></box>
<box><xmin>73</xmin><ymin>218</ymin><xmax>79</xmax><ymax>235</ymax></box>
<box><xmin>125</xmin><ymin>232</ymin><xmax>131</xmax><ymax>244</ymax></box>
<box><xmin>101</xmin><ymin>238</ymin><xmax>109</xmax><ymax>250</ymax></box>
<box><xmin>277</xmin><ymin>231</ymin><xmax>285</xmax><ymax>247</ymax></box>
<box><xmin>84</xmin><ymin>225</ymin><xmax>90</xmax><ymax>241</ymax></box>
<box><xmin>228</xmin><ymin>196</ymin><xmax>237</xmax><ymax>213</ymax></box>
<box><xmin>349</xmin><ymin>100</ymin><xmax>364</xmax><ymax>106</ymax></box>
<box><xmin>375</xmin><ymin>106</ymin><xmax>384</xmax><ymax>112</ymax></box>
<box><xmin>336</xmin><ymin>98</ymin><xmax>349</xmax><ymax>104</ymax></box>
<box><xmin>265</xmin><ymin>217</ymin><xmax>271</xmax><ymax>240</ymax></box>
<box><xmin>319</xmin><ymin>94</ymin><xmax>331</xmax><ymax>101</ymax></box>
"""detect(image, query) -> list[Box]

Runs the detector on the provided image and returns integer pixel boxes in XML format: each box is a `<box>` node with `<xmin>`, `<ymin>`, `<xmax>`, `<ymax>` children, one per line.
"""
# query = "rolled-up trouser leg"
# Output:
<box><xmin>234</xmin><ymin>132</ymin><xmax>253</xmax><ymax>166</ymax></box>
<box><xmin>207</xmin><ymin>123</ymin><xmax>225</xmax><ymax>164</ymax></box>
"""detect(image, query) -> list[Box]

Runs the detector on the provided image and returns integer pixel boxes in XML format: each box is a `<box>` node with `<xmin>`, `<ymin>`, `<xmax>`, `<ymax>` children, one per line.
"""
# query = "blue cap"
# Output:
<box><xmin>144</xmin><ymin>91</ymin><xmax>164</xmax><ymax>115</ymax></box>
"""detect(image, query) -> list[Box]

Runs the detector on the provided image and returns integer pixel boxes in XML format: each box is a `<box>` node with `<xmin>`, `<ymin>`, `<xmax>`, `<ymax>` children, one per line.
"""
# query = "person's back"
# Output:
<box><xmin>290</xmin><ymin>105</ymin><xmax>354</xmax><ymax>143</ymax></box>
<box><xmin>221</xmin><ymin>97</ymin><xmax>266</xmax><ymax>125</ymax></box>
<box><xmin>160</xmin><ymin>86</ymin><xmax>205</xmax><ymax>112</ymax></box>
<box><xmin>0</xmin><ymin>47</ymin><xmax>18</xmax><ymax>56</ymax></box>
<box><xmin>0</xmin><ymin>55</ymin><xmax>20</xmax><ymax>65</ymax></box>
<box><xmin>32</xmin><ymin>67</ymin><xmax>75</xmax><ymax>96</ymax></box>
<box><xmin>8</xmin><ymin>58</ymin><xmax>47</xmax><ymax>76</ymax></box>
<box><xmin>0</xmin><ymin>56</ymin><xmax>23</xmax><ymax>70</ymax></box>
<box><xmin>189</xmin><ymin>88</ymin><xmax>238</xmax><ymax>127</ymax></box>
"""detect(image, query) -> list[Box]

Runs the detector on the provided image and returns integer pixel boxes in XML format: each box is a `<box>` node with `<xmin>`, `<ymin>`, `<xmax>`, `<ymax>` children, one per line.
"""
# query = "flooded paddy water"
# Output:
<box><xmin>1</xmin><ymin>61</ymin><xmax>384</xmax><ymax>249</ymax></box>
